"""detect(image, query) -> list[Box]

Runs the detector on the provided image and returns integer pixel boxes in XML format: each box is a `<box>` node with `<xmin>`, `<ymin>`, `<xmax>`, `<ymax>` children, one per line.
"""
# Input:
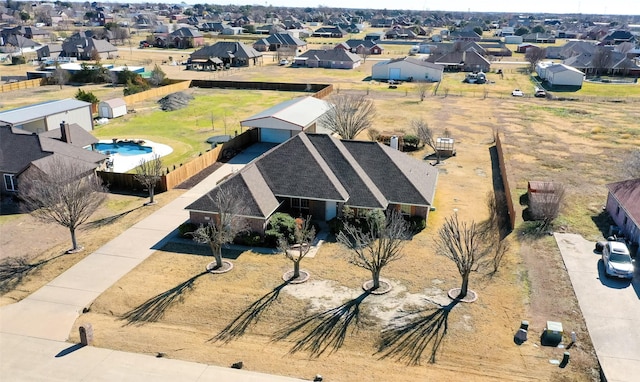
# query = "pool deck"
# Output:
<box><xmin>99</xmin><ymin>139</ymin><xmax>173</xmax><ymax>173</ymax></box>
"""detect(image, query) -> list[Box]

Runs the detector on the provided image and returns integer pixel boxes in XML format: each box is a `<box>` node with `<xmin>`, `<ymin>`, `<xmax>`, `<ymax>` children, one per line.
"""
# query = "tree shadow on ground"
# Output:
<box><xmin>0</xmin><ymin>254</ymin><xmax>67</xmax><ymax>293</ymax></box>
<box><xmin>83</xmin><ymin>206</ymin><xmax>144</xmax><ymax>229</ymax></box>
<box><xmin>120</xmin><ymin>271</ymin><xmax>209</xmax><ymax>325</ymax></box>
<box><xmin>213</xmin><ymin>281</ymin><xmax>290</xmax><ymax>343</ymax></box>
<box><xmin>273</xmin><ymin>291</ymin><xmax>371</xmax><ymax>357</ymax></box>
<box><xmin>377</xmin><ymin>299</ymin><xmax>459</xmax><ymax>365</ymax></box>
<box><xmin>591</xmin><ymin>210</ymin><xmax>614</xmax><ymax>239</ymax></box>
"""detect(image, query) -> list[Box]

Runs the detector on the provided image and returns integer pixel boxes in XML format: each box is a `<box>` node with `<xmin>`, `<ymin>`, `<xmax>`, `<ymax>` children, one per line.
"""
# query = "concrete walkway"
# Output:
<box><xmin>554</xmin><ymin>233</ymin><xmax>640</xmax><ymax>382</ymax></box>
<box><xmin>0</xmin><ymin>144</ymin><xmax>306</xmax><ymax>381</ymax></box>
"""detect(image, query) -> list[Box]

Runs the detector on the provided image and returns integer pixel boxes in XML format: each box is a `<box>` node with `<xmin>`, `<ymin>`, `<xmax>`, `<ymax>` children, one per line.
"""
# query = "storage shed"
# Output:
<box><xmin>98</xmin><ymin>98</ymin><xmax>127</xmax><ymax>119</ymax></box>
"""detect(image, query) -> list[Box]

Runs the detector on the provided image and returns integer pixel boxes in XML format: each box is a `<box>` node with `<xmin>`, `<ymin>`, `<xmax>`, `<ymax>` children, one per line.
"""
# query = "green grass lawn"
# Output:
<box><xmin>91</xmin><ymin>89</ymin><xmax>305</xmax><ymax>170</ymax></box>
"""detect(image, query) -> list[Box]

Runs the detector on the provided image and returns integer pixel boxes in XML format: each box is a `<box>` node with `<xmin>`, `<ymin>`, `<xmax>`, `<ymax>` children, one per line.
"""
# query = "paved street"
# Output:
<box><xmin>554</xmin><ymin>233</ymin><xmax>640</xmax><ymax>382</ymax></box>
<box><xmin>0</xmin><ymin>144</ymin><xmax>307</xmax><ymax>381</ymax></box>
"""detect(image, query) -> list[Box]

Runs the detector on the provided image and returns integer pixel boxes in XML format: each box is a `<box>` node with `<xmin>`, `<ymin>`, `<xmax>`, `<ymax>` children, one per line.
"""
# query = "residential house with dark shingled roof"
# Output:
<box><xmin>186</xmin><ymin>133</ymin><xmax>438</xmax><ymax>235</ymax></box>
<box><xmin>294</xmin><ymin>48</ymin><xmax>361</xmax><ymax>69</ymax></box>
<box><xmin>0</xmin><ymin>124</ymin><xmax>106</xmax><ymax>194</ymax></box>
<box><xmin>606</xmin><ymin>178</ymin><xmax>640</xmax><ymax>256</ymax></box>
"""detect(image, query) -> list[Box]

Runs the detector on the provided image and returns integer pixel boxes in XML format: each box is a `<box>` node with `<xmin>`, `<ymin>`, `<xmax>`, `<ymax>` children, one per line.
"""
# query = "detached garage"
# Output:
<box><xmin>98</xmin><ymin>98</ymin><xmax>127</xmax><ymax>119</ymax></box>
<box><xmin>240</xmin><ymin>97</ymin><xmax>332</xmax><ymax>144</ymax></box>
<box><xmin>372</xmin><ymin>57</ymin><xmax>444</xmax><ymax>82</ymax></box>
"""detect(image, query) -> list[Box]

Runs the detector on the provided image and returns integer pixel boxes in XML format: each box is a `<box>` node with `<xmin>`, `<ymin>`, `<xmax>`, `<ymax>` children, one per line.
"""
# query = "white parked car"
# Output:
<box><xmin>279</xmin><ymin>59</ymin><xmax>289</xmax><ymax>66</ymax></box>
<box><xmin>602</xmin><ymin>241</ymin><xmax>634</xmax><ymax>279</ymax></box>
<box><xmin>511</xmin><ymin>89</ymin><xmax>524</xmax><ymax>97</ymax></box>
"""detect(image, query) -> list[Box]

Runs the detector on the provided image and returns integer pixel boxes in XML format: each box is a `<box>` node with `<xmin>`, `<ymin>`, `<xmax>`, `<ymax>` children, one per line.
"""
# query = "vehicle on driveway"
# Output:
<box><xmin>279</xmin><ymin>59</ymin><xmax>289</xmax><ymax>66</ymax></box>
<box><xmin>512</xmin><ymin>89</ymin><xmax>524</xmax><ymax>97</ymax></box>
<box><xmin>534</xmin><ymin>88</ymin><xmax>547</xmax><ymax>98</ymax></box>
<box><xmin>602</xmin><ymin>241</ymin><xmax>635</xmax><ymax>279</ymax></box>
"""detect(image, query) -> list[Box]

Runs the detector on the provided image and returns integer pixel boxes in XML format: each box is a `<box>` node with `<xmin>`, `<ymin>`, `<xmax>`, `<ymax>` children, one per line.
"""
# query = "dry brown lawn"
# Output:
<box><xmin>2</xmin><ymin>55</ymin><xmax>638</xmax><ymax>381</ymax></box>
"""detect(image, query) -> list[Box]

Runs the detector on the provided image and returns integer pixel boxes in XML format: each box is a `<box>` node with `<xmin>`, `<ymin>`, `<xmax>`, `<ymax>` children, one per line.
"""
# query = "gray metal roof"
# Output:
<box><xmin>0</xmin><ymin>99</ymin><xmax>91</xmax><ymax>125</ymax></box>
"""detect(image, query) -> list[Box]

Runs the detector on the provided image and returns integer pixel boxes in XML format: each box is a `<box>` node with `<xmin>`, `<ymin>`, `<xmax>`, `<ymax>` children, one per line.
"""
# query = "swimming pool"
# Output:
<box><xmin>95</xmin><ymin>142</ymin><xmax>153</xmax><ymax>156</ymax></box>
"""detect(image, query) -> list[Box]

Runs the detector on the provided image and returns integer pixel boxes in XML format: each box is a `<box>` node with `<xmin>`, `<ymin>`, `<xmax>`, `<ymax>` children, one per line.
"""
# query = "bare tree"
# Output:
<box><xmin>52</xmin><ymin>66</ymin><xmax>69</xmax><ymax>89</ymax></box>
<box><xmin>530</xmin><ymin>182</ymin><xmax>565</xmax><ymax>230</ymax></box>
<box><xmin>616</xmin><ymin>42</ymin><xmax>635</xmax><ymax>54</ymax></box>
<box><xmin>148</xmin><ymin>64</ymin><xmax>166</xmax><ymax>87</ymax></box>
<box><xmin>524</xmin><ymin>46</ymin><xmax>547</xmax><ymax>72</ymax></box>
<box><xmin>367</xmin><ymin>128</ymin><xmax>380</xmax><ymax>142</ymax></box>
<box><xmin>481</xmin><ymin>191</ymin><xmax>510</xmax><ymax>275</ymax></box>
<box><xmin>624</xmin><ymin>149</ymin><xmax>640</xmax><ymax>179</ymax></box>
<box><xmin>592</xmin><ymin>47</ymin><xmax>613</xmax><ymax>76</ymax></box>
<box><xmin>191</xmin><ymin>186</ymin><xmax>248</xmax><ymax>270</ymax></box>
<box><xmin>337</xmin><ymin>210</ymin><xmax>410</xmax><ymax>291</ymax></box>
<box><xmin>18</xmin><ymin>157</ymin><xmax>107</xmax><ymax>252</ymax></box>
<box><xmin>321</xmin><ymin>93</ymin><xmax>376</xmax><ymax>140</ymax></box>
<box><xmin>412</xmin><ymin>119</ymin><xmax>440</xmax><ymax>164</ymax></box>
<box><xmin>416</xmin><ymin>82</ymin><xmax>433</xmax><ymax>102</ymax></box>
<box><xmin>436</xmin><ymin>214</ymin><xmax>491</xmax><ymax>299</ymax></box>
<box><xmin>134</xmin><ymin>154</ymin><xmax>163</xmax><ymax>205</ymax></box>
<box><xmin>278</xmin><ymin>216</ymin><xmax>316</xmax><ymax>280</ymax></box>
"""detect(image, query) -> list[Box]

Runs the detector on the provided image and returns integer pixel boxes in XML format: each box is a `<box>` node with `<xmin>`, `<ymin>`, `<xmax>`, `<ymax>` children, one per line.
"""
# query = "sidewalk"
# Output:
<box><xmin>0</xmin><ymin>144</ymin><xmax>306</xmax><ymax>381</ymax></box>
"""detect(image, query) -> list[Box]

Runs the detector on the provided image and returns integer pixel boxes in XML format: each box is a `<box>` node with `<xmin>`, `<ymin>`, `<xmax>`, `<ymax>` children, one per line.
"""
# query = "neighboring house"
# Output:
<box><xmin>385</xmin><ymin>28</ymin><xmax>417</xmax><ymax>39</ymax></box>
<box><xmin>189</xmin><ymin>41</ymin><xmax>262</xmax><ymax>67</ymax></box>
<box><xmin>536</xmin><ymin>62</ymin><xmax>584</xmax><ymax>87</ymax></box>
<box><xmin>199</xmin><ymin>22</ymin><xmax>227</xmax><ymax>33</ymax></box>
<box><xmin>36</xmin><ymin>43</ymin><xmax>63</xmax><ymax>60</ymax></box>
<box><xmin>312</xmin><ymin>26</ymin><xmax>345</xmax><ymax>38</ymax></box>
<box><xmin>562</xmin><ymin>51</ymin><xmax>640</xmax><ymax>76</ymax></box>
<box><xmin>168</xmin><ymin>27</ymin><xmax>204</xmax><ymax>49</ymax></box>
<box><xmin>294</xmin><ymin>48</ymin><xmax>362</xmax><ymax>69</ymax></box>
<box><xmin>0</xmin><ymin>99</ymin><xmax>94</xmax><ymax>133</ymax></box>
<box><xmin>1</xmin><ymin>35</ymin><xmax>40</xmax><ymax>51</ymax></box>
<box><xmin>516</xmin><ymin>43</ymin><xmax>538</xmax><ymax>53</ymax></box>
<box><xmin>0</xmin><ymin>123</ymin><xmax>106</xmax><ymax>195</ymax></box>
<box><xmin>365</xmin><ymin>32</ymin><xmax>384</xmax><ymax>41</ymax></box>
<box><xmin>186</xmin><ymin>132</ymin><xmax>438</xmax><ymax>235</ymax></box>
<box><xmin>601</xmin><ymin>30</ymin><xmax>635</xmax><ymax>45</ymax></box>
<box><xmin>253</xmin><ymin>33</ymin><xmax>306</xmax><ymax>53</ymax></box>
<box><xmin>61</xmin><ymin>36</ymin><xmax>117</xmax><ymax>60</ymax></box>
<box><xmin>522</xmin><ymin>33</ymin><xmax>556</xmax><ymax>43</ymax></box>
<box><xmin>546</xmin><ymin>40</ymin><xmax>597</xmax><ymax>60</ymax></box>
<box><xmin>426</xmin><ymin>50</ymin><xmax>491</xmax><ymax>72</ymax></box>
<box><xmin>372</xmin><ymin>57</ymin><xmax>443</xmax><ymax>82</ymax></box>
<box><xmin>450</xmin><ymin>30</ymin><xmax>482</xmax><ymax>41</ymax></box>
<box><xmin>240</xmin><ymin>96</ymin><xmax>332</xmax><ymax>143</ymax></box>
<box><xmin>606</xmin><ymin>178</ymin><xmax>640</xmax><ymax>255</ymax></box>
<box><xmin>98</xmin><ymin>98</ymin><xmax>127</xmax><ymax>119</ymax></box>
<box><xmin>335</xmin><ymin>39</ymin><xmax>383</xmax><ymax>55</ymax></box>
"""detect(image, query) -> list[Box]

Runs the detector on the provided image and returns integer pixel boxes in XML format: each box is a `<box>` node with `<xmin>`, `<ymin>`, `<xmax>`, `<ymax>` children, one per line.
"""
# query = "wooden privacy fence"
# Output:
<box><xmin>122</xmin><ymin>80</ymin><xmax>192</xmax><ymax>105</ymax></box>
<box><xmin>189</xmin><ymin>80</ymin><xmax>333</xmax><ymax>99</ymax></box>
<box><xmin>97</xmin><ymin>129</ymin><xmax>259</xmax><ymax>192</ymax></box>
<box><xmin>495</xmin><ymin>132</ymin><xmax>516</xmax><ymax>230</ymax></box>
<box><xmin>0</xmin><ymin>78</ymin><xmax>44</xmax><ymax>93</ymax></box>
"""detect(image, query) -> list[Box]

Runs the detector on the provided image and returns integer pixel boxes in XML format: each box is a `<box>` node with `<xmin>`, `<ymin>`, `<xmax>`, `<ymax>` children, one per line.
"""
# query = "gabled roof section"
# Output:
<box><xmin>0</xmin><ymin>126</ymin><xmax>49</xmax><ymax>174</ymax></box>
<box><xmin>240</xmin><ymin>97</ymin><xmax>332</xmax><ymax>130</ymax></box>
<box><xmin>256</xmin><ymin>134</ymin><xmax>349</xmax><ymax>202</ymax></box>
<box><xmin>190</xmin><ymin>41</ymin><xmax>261</xmax><ymax>60</ymax></box>
<box><xmin>298</xmin><ymin>48</ymin><xmax>362</xmax><ymax>63</ymax></box>
<box><xmin>306</xmin><ymin>134</ymin><xmax>387</xmax><ymax>209</ymax></box>
<box><xmin>264</xmin><ymin>33</ymin><xmax>306</xmax><ymax>46</ymax></box>
<box><xmin>39</xmin><ymin>123</ymin><xmax>98</xmax><ymax>148</ymax></box>
<box><xmin>607</xmin><ymin>178</ymin><xmax>640</xmax><ymax>228</ymax></box>
<box><xmin>185</xmin><ymin>165</ymin><xmax>280</xmax><ymax>219</ymax></box>
<box><xmin>343</xmin><ymin>140</ymin><xmax>438</xmax><ymax>206</ymax></box>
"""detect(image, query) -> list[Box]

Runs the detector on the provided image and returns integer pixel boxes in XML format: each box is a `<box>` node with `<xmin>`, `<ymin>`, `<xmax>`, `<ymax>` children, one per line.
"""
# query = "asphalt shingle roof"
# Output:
<box><xmin>190</xmin><ymin>41</ymin><xmax>261</xmax><ymax>60</ymax></box>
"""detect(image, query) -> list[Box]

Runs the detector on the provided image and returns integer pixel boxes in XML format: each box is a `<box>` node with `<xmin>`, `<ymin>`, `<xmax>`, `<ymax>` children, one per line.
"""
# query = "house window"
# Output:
<box><xmin>291</xmin><ymin>198</ymin><xmax>309</xmax><ymax>209</ymax></box>
<box><xmin>3</xmin><ymin>174</ymin><xmax>16</xmax><ymax>192</ymax></box>
<box><xmin>400</xmin><ymin>204</ymin><xmax>412</xmax><ymax>215</ymax></box>
<box><xmin>624</xmin><ymin>216</ymin><xmax>628</xmax><ymax>225</ymax></box>
<box><xmin>616</xmin><ymin>206</ymin><xmax>620</xmax><ymax>215</ymax></box>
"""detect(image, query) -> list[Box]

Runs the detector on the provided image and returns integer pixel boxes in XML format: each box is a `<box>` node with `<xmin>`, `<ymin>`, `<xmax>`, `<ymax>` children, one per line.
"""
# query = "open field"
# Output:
<box><xmin>2</xmin><ymin>48</ymin><xmax>640</xmax><ymax>381</ymax></box>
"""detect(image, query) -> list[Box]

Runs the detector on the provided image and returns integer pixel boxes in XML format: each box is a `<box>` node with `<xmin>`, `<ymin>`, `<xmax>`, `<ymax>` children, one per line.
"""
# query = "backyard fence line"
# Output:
<box><xmin>188</xmin><ymin>79</ymin><xmax>333</xmax><ymax>99</ymax></box>
<box><xmin>97</xmin><ymin>128</ymin><xmax>259</xmax><ymax>193</ymax></box>
<box><xmin>122</xmin><ymin>80</ymin><xmax>192</xmax><ymax>105</ymax></box>
<box><xmin>495</xmin><ymin>132</ymin><xmax>516</xmax><ymax>230</ymax></box>
<box><xmin>0</xmin><ymin>78</ymin><xmax>44</xmax><ymax>93</ymax></box>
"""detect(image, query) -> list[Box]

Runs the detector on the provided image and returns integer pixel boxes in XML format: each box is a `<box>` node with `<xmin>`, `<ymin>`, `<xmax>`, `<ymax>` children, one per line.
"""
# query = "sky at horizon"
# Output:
<box><xmin>169</xmin><ymin>1</ymin><xmax>639</xmax><ymax>16</ymax></box>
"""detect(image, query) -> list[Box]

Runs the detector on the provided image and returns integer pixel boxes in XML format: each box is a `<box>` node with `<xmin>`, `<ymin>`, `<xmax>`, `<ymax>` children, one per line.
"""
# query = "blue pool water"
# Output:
<box><xmin>96</xmin><ymin>142</ymin><xmax>153</xmax><ymax>156</ymax></box>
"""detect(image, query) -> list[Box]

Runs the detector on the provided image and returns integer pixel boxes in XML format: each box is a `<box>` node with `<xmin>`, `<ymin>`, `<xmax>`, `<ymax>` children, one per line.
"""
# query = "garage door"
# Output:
<box><xmin>389</xmin><ymin>68</ymin><xmax>401</xmax><ymax>80</ymax></box>
<box><xmin>260</xmin><ymin>128</ymin><xmax>292</xmax><ymax>143</ymax></box>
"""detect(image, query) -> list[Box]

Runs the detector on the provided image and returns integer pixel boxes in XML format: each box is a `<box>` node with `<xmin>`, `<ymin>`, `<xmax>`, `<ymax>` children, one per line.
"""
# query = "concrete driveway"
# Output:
<box><xmin>554</xmin><ymin>233</ymin><xmax>640</xmax><ymax>382</ymax></box>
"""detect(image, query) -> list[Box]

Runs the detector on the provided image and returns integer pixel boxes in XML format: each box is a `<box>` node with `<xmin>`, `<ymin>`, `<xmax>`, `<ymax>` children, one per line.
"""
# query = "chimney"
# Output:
<box><xmin>60</xmin><ymin>121</ymin><xmax>72</xmax><ymax>144</ymax></box>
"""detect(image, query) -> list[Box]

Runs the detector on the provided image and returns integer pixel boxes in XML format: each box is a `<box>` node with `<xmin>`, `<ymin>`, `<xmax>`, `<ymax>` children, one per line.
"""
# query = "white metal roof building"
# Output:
<box><xmin>240</xmin><ymin>96</ymin><xmax>332</xmax><ymax>143</ymax></box>
<box><xmin>0</xmin><ymin>99</ymin><xmax>93</xmax><ymax>133</ymax></box>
